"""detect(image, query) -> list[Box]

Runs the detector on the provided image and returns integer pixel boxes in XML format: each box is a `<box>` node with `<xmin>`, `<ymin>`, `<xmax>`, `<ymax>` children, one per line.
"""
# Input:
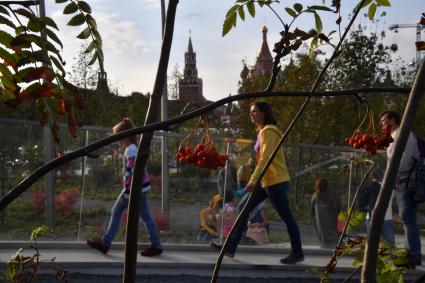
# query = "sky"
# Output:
<box><xmin>44</xmin><ymin>0</ymin><xmax>425</xmax><ymax>101</ymax></box>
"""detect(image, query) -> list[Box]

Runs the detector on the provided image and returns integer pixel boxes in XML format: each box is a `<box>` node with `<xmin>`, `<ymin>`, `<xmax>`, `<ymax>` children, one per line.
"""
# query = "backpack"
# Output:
<box><xmin>407</xmin><ymin>136</ymin><xmax>425</xmax><ymax>202</ymax></box>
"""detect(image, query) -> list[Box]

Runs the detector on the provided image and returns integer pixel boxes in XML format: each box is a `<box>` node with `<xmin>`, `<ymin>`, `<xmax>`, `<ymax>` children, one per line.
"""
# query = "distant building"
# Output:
<box><xmin>179</xmin><ymin>35</ymin><xmax>206</xmax><ymax>104</ymax></box>
<box><xmin>240</xmin><ymin>25</ymin><xmax>273</xmax><ymax>84</ymax></box>
<box><xmin>96</xmin><ymin>71</ymin><xmax>111</xmax><ymax>95</ymax></box>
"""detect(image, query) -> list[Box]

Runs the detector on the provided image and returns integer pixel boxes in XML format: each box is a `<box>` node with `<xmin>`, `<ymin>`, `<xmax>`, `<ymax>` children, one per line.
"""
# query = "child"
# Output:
<box><xmin>87</xmin><ymin>118</ymin><xmax>162</xmax><ymax>256</ymax></box>
<box><xmin>196</xmin><ymin>194</ymin><xmax>223</xmax><ymax>243</ymax></box>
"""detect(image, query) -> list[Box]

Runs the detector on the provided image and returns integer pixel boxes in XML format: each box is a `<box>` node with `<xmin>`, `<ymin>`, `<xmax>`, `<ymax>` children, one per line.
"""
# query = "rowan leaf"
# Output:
<box><xmin>367</xmin><ymin>3</ymin><xmax>377</xmax><ymax>20</ymax></box>
<box><xmin>76</xmin><ymin>26</ymin><xmax>91</xmax><ymax>39</ymax></box>
<box><xmin>314</xmin><ymin>12</ymin><xmax>323</xmax><ymax>33</ymax></box>
<box><xmin>88</xmin><ymin>51</ymin><xmax>97</xmax><ymax>65</ymax></box>
<box><xmin>221</xmin><ymin>5</ymin><xmax>237</xmax><ymax>37</ymax></box>
<box><xmin>45</xmin><ymin>28</ymin><xmax>63</xmax><ymax>49</ymax></box>
<box><xmin>85</xmin><ymin>14</ymin><xmax>97</xmax><ymax>29</ymax></box>
<box><xmin>247</xmin><ymin>1</ymin><xmax>255</xmax><ymax>17</ymax></box>
<box><xmin>376</xmin><ymin>0</ymin><xmax>391</xmax><ymax>6</ymax></box>
<box><xmin>67</xmin><ymin>13</ymin><xmax>86</xmax><ymax>26</ymax></box>
<box><xmin>0</xmin><ymin>63</ymin><xmax>12</xmax><ymax>77</ymax></box>
<box><xmin>0</xmin><ymin>5</ymin><xmax>10</xmax><ymax>16</ymax></box>
<box><xmin>63</xmin><ymin>2</ymin><xmax>79</xmax><ymax>14</ymax></box>
<box><xmin>14</xmin><ymin>8</ymin><xmax>38</xmax><ymax>22</ymax></box>
<box><xmin>307</xmin><ymin>5</ymin><xmax>334</xmax><ymax>12</ymax></box>
<box><xmin>84</xmin><ymin>40</ymin><xmax>96</xmax><ymax>53</ymax></box>
<box><xmin>293</xmin><ymin>3</ymin><xmax>303</xmax><ymax>12</ymax></box>
<box><xmin>55</xmin><ymin>0</ymin><xmax>68</xmax><ymax>3</ymax></box>
<box><xmin>78</xmin><ymin>1</ymin><xmax>92</xmax><ymax>14</ymax></box>
<box><xmin>238</xmin><ymin>6</ymin><xmax>245</xmax><ymax>20</ymax></box>
<box><xmin>0</xmin><ymin>30</ymin><xmax>14</xmax><ymax>48</ymax></box>
<box><xmin>41</xmin><ymin>17</ymin><xmax>59</xmax><ymax>31</ymax></box>
<box><xmin>416</xmin><ymin>41</ymin><xmax>425</xmax><ymax>51</ymax></box>
<box><xmin>0</xmin><ymin>46</ymin><xmax>17</xmax><ymax>68</ymax></box>
<box><xmin>0</xmin><ymin>14</ymin><xmax>16</xmax><ymax>29</ymax></box>
<box><xmin>285</xmin><ymin>7</ymin><xmax>297</xmax><ymax>17</ymax></box>
<box><xmin>1</xmin><ymin>75</ymin><xmax>17</xmax><ymax>92</ymax></box>
<box><xmin>50</xmin><ymin>55</ymin><xmax>66</xmax><ymax>76</ymax></box>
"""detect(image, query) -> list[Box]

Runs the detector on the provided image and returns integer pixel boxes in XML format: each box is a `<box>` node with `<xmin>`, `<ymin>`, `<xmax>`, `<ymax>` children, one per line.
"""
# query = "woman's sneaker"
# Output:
<box><xmin>87</xmin><ymin>236</ymin><xmax>110</xmax><ymax>254</ymax></box>
<box><xmin>141</xmin><ymin>247</ymin><xmax>163</xmax><ymax>256</ymax></box>
<box><xmin>280</xmin><ymin>252</ymin><xmax>305</xmax><ymax>264</ymax></box>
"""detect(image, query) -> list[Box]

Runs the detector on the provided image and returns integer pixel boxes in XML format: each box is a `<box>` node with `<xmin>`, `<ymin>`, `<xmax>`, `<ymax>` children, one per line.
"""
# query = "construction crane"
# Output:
<box><xmin>389</xmin><ymin>23</ymin><xmax>425</xmax><ymax>66</ymax></box>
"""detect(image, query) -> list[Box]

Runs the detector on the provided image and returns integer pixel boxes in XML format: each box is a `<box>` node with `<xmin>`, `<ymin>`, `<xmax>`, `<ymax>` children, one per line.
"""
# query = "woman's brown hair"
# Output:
<box><xmin>314</xmin><ymin>177</ymin><xmax>327</xmax><ymax>198</ymax></box>
<box><xmin>250</xmin><ymin>100</ymin><xmax>277</xmax><ymax>128</ymax></box>
<box><xmin>112</xmin><ymin>118</ymin><xmax>138</xmax><ymax>145</ymax></box>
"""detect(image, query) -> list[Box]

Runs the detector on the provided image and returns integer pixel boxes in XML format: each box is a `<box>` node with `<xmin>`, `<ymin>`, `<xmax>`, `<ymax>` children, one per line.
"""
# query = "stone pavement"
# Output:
<box><xmin>1</xmin><ymin>241</ymin><xmax>425</xmax><ymax>282</ymax></box>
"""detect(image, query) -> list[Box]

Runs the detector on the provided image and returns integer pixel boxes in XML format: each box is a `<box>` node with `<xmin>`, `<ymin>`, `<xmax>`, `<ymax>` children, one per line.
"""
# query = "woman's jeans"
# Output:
<box><xmin>102</xmin><ymin>190</ymin><xmax>161</xmax><ymax>248</ymax></box>
<box><xmin>365</xmin><ymin>218</ymin><xmax>395</xmax><ymax>244</ymax></box>
<box><xmin>226</xmin><ymin>182</ymin><xmax>302</xmax><ymax>255</ymax></box>
<box><xmin>396</xmin><ymin>181</ymin><xmax>421</xmax><ymax>263</ymax></box>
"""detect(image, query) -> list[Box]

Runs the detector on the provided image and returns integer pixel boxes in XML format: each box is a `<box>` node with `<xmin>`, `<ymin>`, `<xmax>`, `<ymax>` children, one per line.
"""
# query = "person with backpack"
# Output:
<box><xmin>380</xmin><ymin>110</ymin><xmax>421</xmax><ymax>267</ymax></box>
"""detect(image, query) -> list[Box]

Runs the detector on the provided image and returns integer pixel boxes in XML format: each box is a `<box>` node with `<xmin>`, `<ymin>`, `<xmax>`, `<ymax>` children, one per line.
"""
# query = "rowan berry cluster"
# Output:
<box><xmin>176</xmin><ymin>117</ymin><xmax>228</xmax><ymax>170</ymax></box>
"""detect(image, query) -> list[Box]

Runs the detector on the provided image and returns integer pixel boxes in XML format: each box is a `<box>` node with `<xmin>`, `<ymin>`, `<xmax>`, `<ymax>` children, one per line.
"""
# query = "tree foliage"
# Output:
<box><xmin>0</xmin><ymin>0</ymin><xmax>103</xmax><ymax>142</ymax></box>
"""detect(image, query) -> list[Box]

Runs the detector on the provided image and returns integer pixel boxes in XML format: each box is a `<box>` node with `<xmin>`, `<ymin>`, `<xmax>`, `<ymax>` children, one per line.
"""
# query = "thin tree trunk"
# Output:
<box><xmin>361</xmin><ymin>59</ymin><xmax>425</xmax><ymax>282</ymax></box>
<box><xmin>122</xmin><ymin>1</ymin><xmax>178</xmax><ymax>282</ymax></box>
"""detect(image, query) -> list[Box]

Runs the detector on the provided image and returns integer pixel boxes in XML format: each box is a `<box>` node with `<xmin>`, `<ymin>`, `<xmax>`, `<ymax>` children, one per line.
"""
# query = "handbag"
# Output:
<box><xmin>246</xmin><ymin>224</ymin><xmax>269</xmax><ymax>245</ymax></box>
<box><xmin>406</xmin><ymin>137</ymin><xmax>425</xmax><ymax>202</ymax></box>
<box><xmin>407</xmin><ymin>158</ymin><xmax>425</xmax><ymax>203</ymax></box>
<box><xmin>331</xmin><ymin>192</ymin><xmax>344</xmax><ymax>234</ymax></box>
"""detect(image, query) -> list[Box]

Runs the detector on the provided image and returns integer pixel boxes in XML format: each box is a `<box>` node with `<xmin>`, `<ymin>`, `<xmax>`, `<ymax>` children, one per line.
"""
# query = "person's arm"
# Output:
<box><xmin>398</xmin><ymin>132</ymin><xmax>419</xmax><ymax>178</ymax></box>
<box><xmin>123</xmin><ymin>156</ymin><xmax>135</xmax><ymax>192</ymax></box>
<box><xmin>199</xmin><ymin>209</ymin><xmax>217</xmax><ymax>236</ymax></box>
<box><xmin>249</xmin><ymin>129</ymin><xmax>280</xmax><ymax>185</ymax></box>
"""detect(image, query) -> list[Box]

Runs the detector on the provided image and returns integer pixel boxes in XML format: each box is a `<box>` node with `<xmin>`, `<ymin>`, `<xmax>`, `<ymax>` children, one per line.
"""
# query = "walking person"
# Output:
<box><xmin>87</xmin><ymin>118</ymin><xmax>163</xmax><ymax>256</ymax></box>
<box><xmin>357</xmin><ymin>170</ymin><xmax>395</xmax><ymax>244</ymax></box>
<box><xmin>380</xmin><ymin>110</ymin><xmax>421</xmax><ymax>267</ymax></box>
<box><xmin>211</xmin><ymin>100</ymin><xmax>304</xmax><ymax>264</ymax></box>
<box><xmin>310</xmin><ymin>177</ymin><xmax>341</xmax><ymax>249</ymax></box>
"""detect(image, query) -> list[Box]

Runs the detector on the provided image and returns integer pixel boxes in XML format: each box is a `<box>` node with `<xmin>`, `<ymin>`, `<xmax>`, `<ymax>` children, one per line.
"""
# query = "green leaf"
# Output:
<box><xmin>0</xmin><ymin>46</ymin><xmax>16</xmax><ymax>67</ymax></box>
<box><xmin>45</xmin><ymin>28</ymin><xmax>64</xmax><ymax>49</ymax></box>
<box><xmin>238</xmin><ymin>6</ymin><xmax>245</xmax><ymax>20</ymax></box>
<box><xmin>0</xmin><ymin>63</ymin><xmax>12</xmax><ymax>77</ymax></box>
<box><xmin>17</xmin><ymin>50</ymin><xmax>50</xmax><ymax>67</ymax></box>
<box><xmin>41</xmin><ymin>16</ymin><xmax>59</xmax><ymax>31</ymax></box>
<box><xmin>50</xmin><ymin>55</ymin><xmax>66</xmax><ymax>76</ymax></box>
<box><xmin>67</xmin><ymin>13</ymin><xmax>86</xmax><ymax>26</ymax></box>
<box><xmin>63</xmin><ymin>2</ymin><xmax>79</xmax><ymax>14</ymax></box>
<box><xmin>293</xmin><ymin>3</ymin><xmax>303</xmax><ymax>12</ymax></box>
<box><xmin>314</xmin><ymin>12</ymin><xmax>323</xmax><ymax>33</ymax></box>
<box><xmin>55</xmin><ymin>0</ymin><xmax>68</xmax><ymax>3</ymax></box>
<box><xmin>91</xmin><ymin>28</ymin><xmax>102</xmax><ymax>45</ymax></box>
<box><xmin>30</xmin><ymin>226</ymin><xmax>53</xmax><ymax>241</ymax></box>
<box><xmin>247</xmin><ymin>1</ymin><xmax>255</xmax><ymax>17</ymax></box>
<box><xmin>88</xmin><ymin>51</ymin><xmax>97</xmax><ymax>65</ymax></box>
<box><xmin>84</xmin><ymin>40</ymin><xmax>96</xmax><ymax>53</ymax></box>
<box><xmin>78</xmin><ymin>1</ymin><xmax>92</xmax><ymax>14</ymax></box>
<box><xmin>1</xmin><ymin>75</ymin><xmax>17</xmax><ymax>92</ymax></box>
<box><xmin>376</xmin><ymin>0</ymin><xmax>391</xmax><ymax>6</ymax></box>
<box><xmin>285</xmin><ymin>7</ymin><xmax>297</xmax><ymax>17</ymax></box>
<box><xmin>307</xmin><ymin>5</ymin><xmax>334</xmax><ymax>12</ymax></box>
<box><xmin>223</xmin><ymin>6</ymin><xmax>238</xmax><ymax>36</ymax></box>
<box><xmin>309</xmin><ymin>36</ymin><xmax>319</xmax><ymax>57</ymax></box>
<box><xmin>0</xmin><ymin>30</ymin><xmax>14</xmax><ymax>48</ymax></box>
<box><xmin>0</xmin><ymin>87</ymin><xmax>16</xmax><ymax>102</ymax></box>
<box><xmin>0</xmin><ymin>5</ymin><xmax>10</xmax><ymax>16</ymax></box>
<box><xmin>76</xmin><ymin>26</ymin><xmax>91</xmax><ymax>39</ymax></box>
<box><xmin>85</xmin><ymin>14</ymin><xmax>97</xmax><ymax>29</ymax></box>
<box><xmin>367</xmin><ymin>3</ymin><xmax>377</xmax><ymax>20</ymax></box>
<box><xmin>14</xmin><ymin>8</ymin><xmax>38</xmax><ymax>23</ymax></box>
<box><xmin>0</xmin><ymin>14</ymin><xmax>16</xmax><ymax>29</ymax></box>
<box><xmin>27</xmin><ymin>18</ymin><xmax>41</xmax><ymax>32</ymax></box>
<box><xmin>355</xmin><ymin>0</ymin><xmax>372</xmax><ymax>10</ymax></box>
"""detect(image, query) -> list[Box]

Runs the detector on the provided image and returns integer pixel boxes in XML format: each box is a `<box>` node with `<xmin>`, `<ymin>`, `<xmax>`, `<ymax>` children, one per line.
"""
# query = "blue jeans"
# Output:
<box><xmin>102</xmin><ymin>190</ymin><xmax>161</xmax><ymax>248</ymax></box>
<box><xmin>226</xmin><ymin>182</ymin><xmax>302</xmax><ymax>255</ymax></box>
<box><xmin>365</xmin><ymin>218</ymin><xmax>395</xmax><ymax>244</ymax></box>
<box><xmin>396</xmin><ymin>182</ymin><xmax>421</xmax><ymax>262</ymax></box>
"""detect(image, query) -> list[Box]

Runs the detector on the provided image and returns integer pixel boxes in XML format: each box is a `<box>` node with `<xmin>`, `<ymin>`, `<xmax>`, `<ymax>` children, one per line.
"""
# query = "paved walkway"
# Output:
<box><xmin>1</xmin><ymin>241</ymin><xmax>425</xmax><ymax>282</ymax></box>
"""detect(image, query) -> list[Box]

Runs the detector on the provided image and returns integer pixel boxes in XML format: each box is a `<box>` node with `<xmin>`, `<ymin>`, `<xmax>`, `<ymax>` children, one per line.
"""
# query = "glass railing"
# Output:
<box><xmin>0</xmin><ymin>118</ymin><xmax>388</xmax><ymax>248</ymax></box>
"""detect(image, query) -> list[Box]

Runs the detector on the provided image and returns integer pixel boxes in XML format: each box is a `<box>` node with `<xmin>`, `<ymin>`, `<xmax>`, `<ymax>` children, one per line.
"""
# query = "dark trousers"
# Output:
<box><xmin>226</xmin><ymin>181</ymin><xmax>303</xmax><ymax>255</ymax></box>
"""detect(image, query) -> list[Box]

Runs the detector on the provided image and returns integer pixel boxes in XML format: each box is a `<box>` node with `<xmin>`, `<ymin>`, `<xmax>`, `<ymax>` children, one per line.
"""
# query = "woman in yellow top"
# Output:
<box><xmin>211</xmin><ymin>100</ymin><xmax>304</xmax><ymax>264</ymax></box>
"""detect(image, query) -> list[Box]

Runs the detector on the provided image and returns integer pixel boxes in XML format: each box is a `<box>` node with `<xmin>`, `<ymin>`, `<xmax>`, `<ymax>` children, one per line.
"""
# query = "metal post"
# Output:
<box><xmin>77</xmin><ymin>129</ymin><xmax>89</xmax><ymax>241</ymax></box>
<box><xmin>43</xmin><ymin>125</ymin><xmax>55</xmax><ymax>227</ymax></box>
<box><xmin>160</xmin><ymin>0</ymin><xmax>170</xmax><ymax>222</ymax></box>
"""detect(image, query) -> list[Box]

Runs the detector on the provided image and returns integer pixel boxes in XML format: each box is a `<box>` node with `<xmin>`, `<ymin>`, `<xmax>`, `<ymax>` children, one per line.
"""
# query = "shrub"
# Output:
<box><xmin>55</xmin><ymin>189</ymin><xmax>81</xmax><ymax>216</ymax></box>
